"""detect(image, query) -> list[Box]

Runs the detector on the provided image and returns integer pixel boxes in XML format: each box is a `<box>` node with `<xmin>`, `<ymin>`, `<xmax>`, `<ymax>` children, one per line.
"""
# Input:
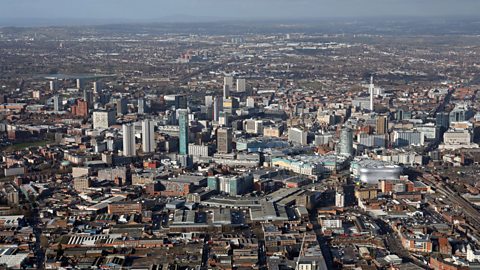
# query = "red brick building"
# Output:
<box><xmin>71</xmin><ymin>99</ymin><xmax>88</xmax><ymax>117</ymax></box>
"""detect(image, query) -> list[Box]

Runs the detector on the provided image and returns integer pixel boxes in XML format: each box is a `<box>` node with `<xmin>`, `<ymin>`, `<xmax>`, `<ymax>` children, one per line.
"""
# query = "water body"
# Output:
<box><xmin>40</xmin><ymin>73</ymin><xmax>115</xmax><ymax>80</ymax></box>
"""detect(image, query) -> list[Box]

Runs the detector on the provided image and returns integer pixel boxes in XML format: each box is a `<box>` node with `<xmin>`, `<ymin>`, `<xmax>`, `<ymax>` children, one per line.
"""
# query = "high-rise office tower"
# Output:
<box><xmin>369</xmin><ymin>76</ymin><xmax>374</xmax><ymax>111</ymax></box>
<box><xmin>449</xmin><ymin>106</ymin><xmax>467</xmax><ymax>123</ymax></box>
<box><xmin>376</xmin><ymin>116</ymin><xmax>388</xmax><ymax>135</ymax></box>
<box><xmin>142</xmin><ymin>119</ymin><xmax>155</xmax><ymax>153</ymax></box>
<box><xmin>49</xmin><ymin>81</ymin><xmax>56</xmax><ymax>91</ymax></box>
<box><xmin>138</xmin><ymin>98</ymin><xmax>146</xmax><ymax>114</ymax></box>
<box><xmin>213</xmin><ymin>96</ymin><xmax>223</xmax><ymax>122</ymax></box>
<box><xmin>174</xmin><ymin>94</ymin><xmax>188</xmax><ymax>109</ymax></box>
<box><xmin>98</xmin><ymin>93</ymin><xmax>110</xmax><ymax>106</ymax></box>
<box><xmin>53</xmin><ymin>95</ymin><xmax>62</xmax><ymax>112</ymax></box>
<box><xmin>223</xmin><ymin>97</ymin><xmax>239</xmax><ymax>114</ymax></box>
<box><xmin>338</xmin><ymin>127</ymin><xmax>354</xmax><ymax>156</ymax></box>
<box><xmin>436</xmin><ymin>111</ymin><xmax>450</xmax><ymax>131</ymax></box>
<box><xmin>205</xmin><ymin>96</ymin><xmax>214</xmax><ymax>120</ymax></box>
<box><xmin>224</xmin><ymin>76</ymin><xmax>234</xmax><ymax>90</ymax></box>
<box><xmin>219</xmin><ymin>111</ymin><xmax>230</xmax><ymax>127</ymax></box>
<box><xmin>117</xmin><ymin>98</ymin><xmax>128</xmax><ymax>115</ymax></box>
<box><xmin>178</xmin><ymin>109</ymin><xmax>189</xmax><ymax>155</ymax></box>
<box><xmin>83</xmin><ymin>89</ymin><xmax>93</xmax><ymax>109</ymax></box>
<box><xmin>395</xmin><ymin>108</ymin><xmax>412</xmax><ymax>121</ymax></box>
<box><xmin>236</xmin><ymin>78</ymin><xmax>246</xmax><ymax>92</ymax></box>
<box><xmin>205</xmin><ymin>96</ymin><xmax>214</xmax><ymax>107</ymax></box>
<box><xmin>92</xmin><ymin>81</ymin><xmax>102</xmax><ymax>94</ymax></box>
<box><xmin>122</xmin><ymin>123</ymin><xmax>136</xmax><ymax>157</ymax></box>
<box><xmin>76</xmin><ymin>78</ymin><xmax>84</xmax><ymax>89</ymax></box>
<box><xmin>246</xmin><ymin>97</ymin><xmax>255</xmax><ymax>108</ymax></box>
<box><xmin>223</xmin><ymin>84</ymin><xmax>230</xmax><ymax>99</ymax></box>
<box><xmin>0</xmin><ymin>94</ymin><xmax>9</xmax><ymax>103</ymax></box>
<box><xmin>217</xmin><ymin>127</ymin><xmax>233</xmax><ymax>154</ymax></box>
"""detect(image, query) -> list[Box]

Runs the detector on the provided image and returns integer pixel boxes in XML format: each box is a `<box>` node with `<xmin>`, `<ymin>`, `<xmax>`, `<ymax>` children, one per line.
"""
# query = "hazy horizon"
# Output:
<box><xmin>1</xmin><ymin>0</ymin><xmax>480</xmax><ymax>27</ymax></box>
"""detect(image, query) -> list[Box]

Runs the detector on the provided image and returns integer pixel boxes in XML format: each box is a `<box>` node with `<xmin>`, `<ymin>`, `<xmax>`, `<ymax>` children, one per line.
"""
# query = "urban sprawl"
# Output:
<box><xmin>0</xmin><ymin>22</ymin><xmax>480</xmax><ymax>270</ymax></box>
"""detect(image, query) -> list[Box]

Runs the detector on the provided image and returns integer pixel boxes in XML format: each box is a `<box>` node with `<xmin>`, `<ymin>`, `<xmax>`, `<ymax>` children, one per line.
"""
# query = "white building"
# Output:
<box><xmin>441</xmin><ymin>129</ymin><xmax>478</xmax><ymax>150</ymax></box>
<box><xmin>444</xmin><ymin>129</ymin><xmax>471</xmax><ymax>145</ymax></box>
<box><xmin>376</xmin><ymin>150</ymin><xmax>424</xmax><ymax>166</ymax></box>
<box><xmin>392</xmin><ymin>130</ymin><xmax>424</xmax><ymax>147</ymax></box>
<box><xmin>205</xmin><ymin>95</ymin><xmax>214</xmax><ymax>107</ymax></box>
<box><xmin>236</xmin><ymin>78</ymin><xmax>246</xmax><ymax>92</ymax></box>
<box><xmin>224</xmin><ymin>76</ymin><xmax>234</xmax><ymax>89</ymax></box>
<box><xmin>352</xmin><ymin>98</ymin><xmax>370</xmax><ymax>110</ymax></box>
<box><xmin>321</xmin><ymin>219</ymin><xmax>342</xmax><ymax>228</ymax></box>
<box><xmin>53</xmin><ymin>95</ymin><xmax>62</xmax><ymax>112</ymax></box>
<box><xmin>315</xmin><ymin>132</ymin><xmax>334</xmax><ymax>145</ymax></box>
<box><xmin>188</xmin><ymin>144</ymin><xmax>211</xmax><ymax>157</ymax></box>
<box><xmin>246</xmin><ymin>96</ymin><xmax>255</xmax><ymax>108</ymax></box>
<box><xmin>335</xmin><ymin>192</ymin><xmax>345</xmax><ymax>208</ymax></box>
<box><xmin>49</xmin><ymin>80</ymin><xmax>56</xmax><ymax>91</ymax></box>
<box><xmin>415</xmin><ymin>123</ymin><xmax>438</xmax><ymax>140</ymax></box>
<box><xmin>288</xmin><ymin>127</ymin><xmax>308</xmax><ymax>145</ymax></box>
<box><xmin>358</xmin><ymin>133</ymin><xmax>386</xmax><ymax>148</ymax></box>
<box><xmin>93</xmin><ymin>110</ymin><xmax>115</xmax><ymax>129</ymax></box>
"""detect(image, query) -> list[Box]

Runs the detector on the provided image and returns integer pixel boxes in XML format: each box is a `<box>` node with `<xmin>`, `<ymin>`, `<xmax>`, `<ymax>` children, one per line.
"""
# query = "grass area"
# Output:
<box><xmin>1</xmin><ymin>140</ymin><xmax>55</xmax><ymax>152</ymax></box>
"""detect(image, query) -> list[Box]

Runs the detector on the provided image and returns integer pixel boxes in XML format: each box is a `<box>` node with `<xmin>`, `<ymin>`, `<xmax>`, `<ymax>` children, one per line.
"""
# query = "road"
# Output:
<box><xmin>258</xmin><ymin>240</ymin><xmax>267</xmax><ymax>269</ymax></box>
<box><xmin>431</xmin><ymin>86</ymin><xmax>454</xmax><ymax>117</ymax></box>
<box><xmin>27</xmin><ymin>202</ymin><xmax>44</xmax><ymax>269</ymax></box>
<box><xmin>308</xmin><ymin>211</ymin><xmax>334</xmax><ymax>269</ymax></box>
<box><xmin>200</xmin><ymin>234</ymin><xmax>210</xmax><ymax>269</ymax></box>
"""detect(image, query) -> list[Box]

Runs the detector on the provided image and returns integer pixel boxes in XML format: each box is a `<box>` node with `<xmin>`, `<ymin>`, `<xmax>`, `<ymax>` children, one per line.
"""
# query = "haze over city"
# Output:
<box><xmin>1</xmin><ymin>0</ymin><xmax>480</xmax><ymax>26</ymax></box>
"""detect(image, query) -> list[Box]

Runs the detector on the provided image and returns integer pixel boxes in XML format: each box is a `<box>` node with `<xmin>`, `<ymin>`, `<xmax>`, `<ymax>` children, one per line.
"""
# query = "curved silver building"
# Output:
<box><xmin>351</xmin><ymin>158</ymin><xmax>403</xmax><ymax>184</ymax></box>
<box><xmin>358</xmin><ymin>166</ymin><xmax>403</xmax><ymax>184</ymax></box>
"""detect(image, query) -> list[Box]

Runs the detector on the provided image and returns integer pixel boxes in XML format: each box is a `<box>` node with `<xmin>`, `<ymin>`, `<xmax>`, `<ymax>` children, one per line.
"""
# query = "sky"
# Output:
<box><xmin>1</xmin><ymin>0</ymin><xmax>480</xmax><ymax>25</ymax></box>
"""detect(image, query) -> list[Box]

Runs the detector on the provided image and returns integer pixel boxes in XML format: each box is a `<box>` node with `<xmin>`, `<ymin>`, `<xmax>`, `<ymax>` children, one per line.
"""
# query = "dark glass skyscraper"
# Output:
<box><xmin>436</xmin><ymin>111</ymin><xmax>450</xmax><ymax>130</ymax></box>
<box><xmin>117</xmin><ymin>97</ymin><xmax>128</xmax><ymax>115</ymax></box>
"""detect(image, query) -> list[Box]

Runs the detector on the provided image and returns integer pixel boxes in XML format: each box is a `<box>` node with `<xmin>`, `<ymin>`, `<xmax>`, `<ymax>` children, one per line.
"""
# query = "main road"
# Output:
<box><xmin>308</xmin><ymin>211</ymin><xmax>333</xmax><ymax>269</ymax></box>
